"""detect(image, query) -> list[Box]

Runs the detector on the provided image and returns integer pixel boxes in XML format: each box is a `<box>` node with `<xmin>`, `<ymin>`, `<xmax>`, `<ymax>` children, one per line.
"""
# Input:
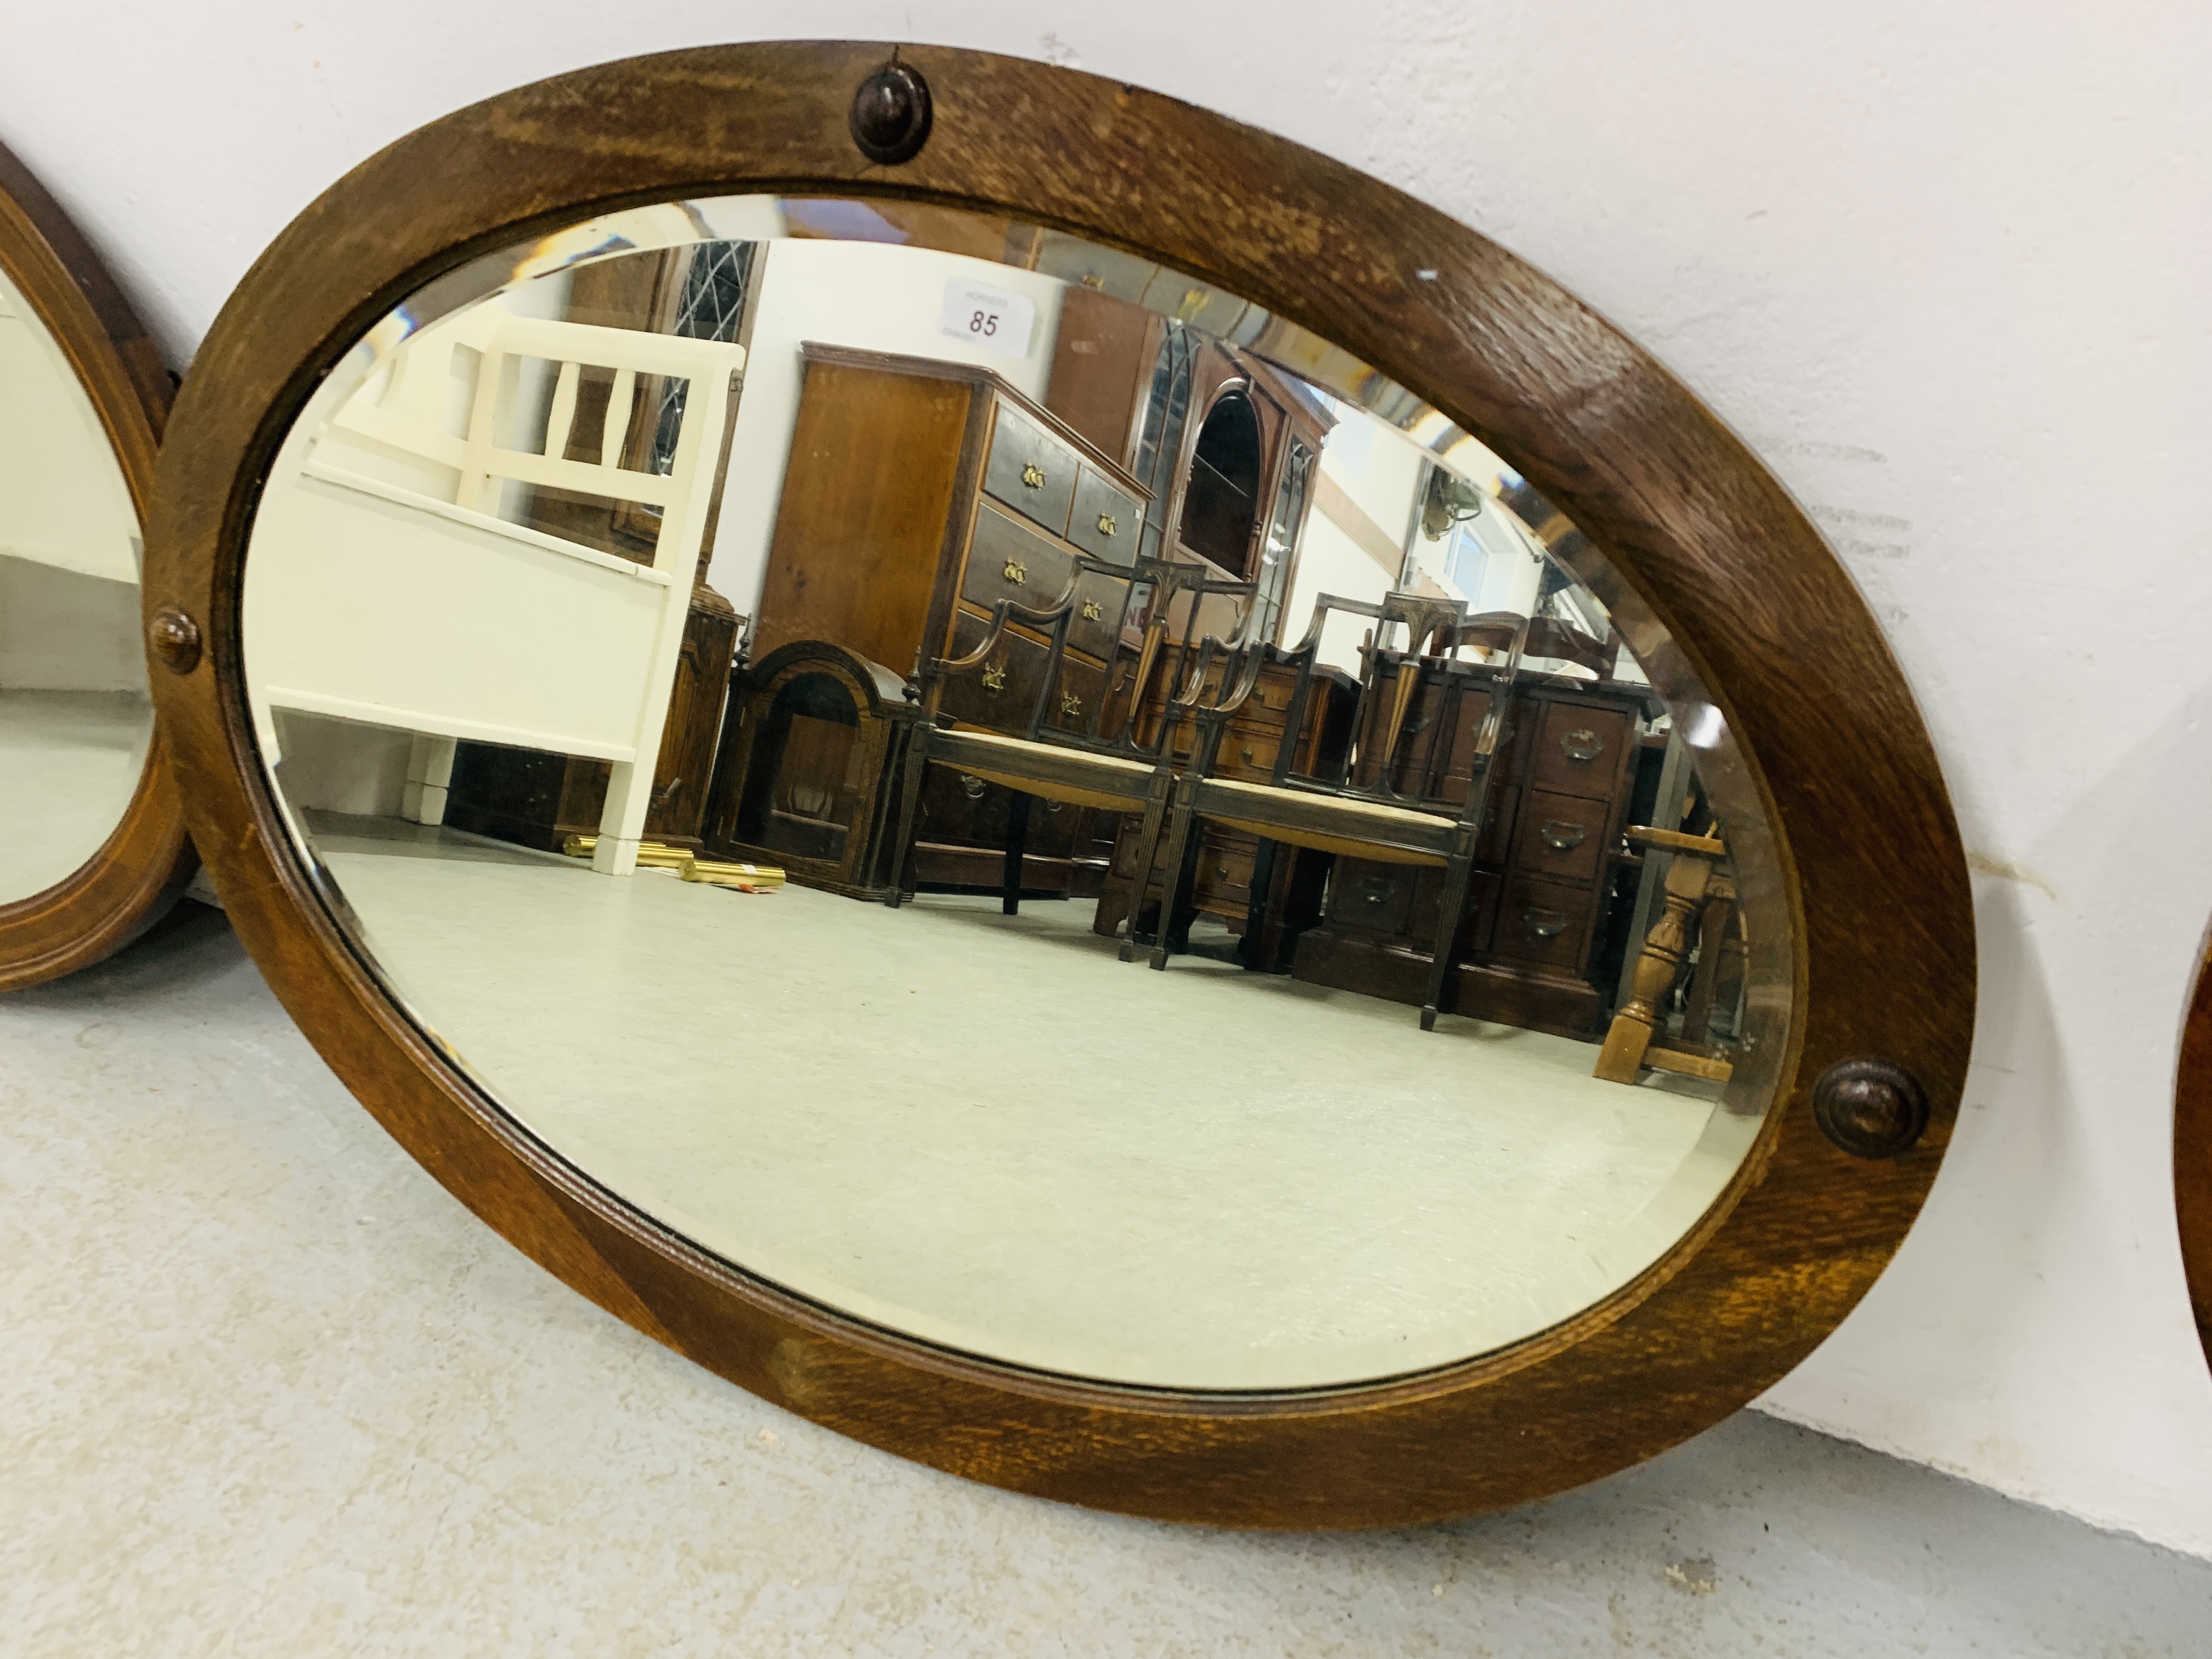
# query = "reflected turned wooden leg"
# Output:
<box><xmin>1002</xmin><ymin>790</ymin><xmax>1031</xmax><ymax>917</ymax></box>
<box><xmin>1117</xmin><ymin>778</ymin><xmax>1173</xmax><ymax>963</ymax></box>
<box><xmin>401</xmin><ymin>733</ymin><xmax>457</xmax><ymax>827</ymax></box>
<box><xmin>884</xmin><ymin>733</ymin><xmax>930</xmax><ymax>909</ymax></box>
<box><xmin>1594</xmin><ymin>850</ymin><xmax>1715</xmax><ymax>1083</ymax></box>
<box><xmin>1148</xmin><ymin>778</ymin><xmax>1201</xmax><ymax>972</ymax></box>
<box><xmin>1679</xmin><ymin>876</ymin><xmax>1737</xmax><ymax>1046</ymax></box>
<box><xmin>1422</xmin><ymin>850</ymin><xmax>1477</xmax><ymax>1033</ymax></box>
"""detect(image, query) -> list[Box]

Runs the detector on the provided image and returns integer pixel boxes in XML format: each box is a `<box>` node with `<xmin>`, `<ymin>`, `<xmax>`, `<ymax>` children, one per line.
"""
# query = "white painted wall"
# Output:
<box><xmin>7</xmin><ymin>2</ymin><xmax>2209</xmax><ymax>1554</ymax></box>
<box><xmin>1290</xmin><ymin>407</ymin><xmax>1423</xmax><ymax>669</ymax></box>
<box><xmin>1286</xmin><ymin>512</ymin><xmax>1392</xmax><ymax>672</ymax></box>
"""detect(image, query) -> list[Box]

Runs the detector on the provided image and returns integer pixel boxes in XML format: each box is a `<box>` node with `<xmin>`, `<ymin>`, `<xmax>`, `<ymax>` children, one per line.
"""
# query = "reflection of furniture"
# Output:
<box><xmin>1047</xmin><ymin>289</ymin><xmax>1331</xmax><ymax>635</ymax></box>
<box><xmin>699</xmin><ymin>639</ymin><xmax>923</xmax><ymax>900</ymax></box>
<box><xmin>1594</xmin><ymin>827</ymin><xmax>1741</xmax><ymax>1084</ymax></box>
<box><xmin>251</xmin><ymin>303</ymin><xmax>745</xmax><ymax>874</ymax></box>
<box><xmin>1091</xmin><ymin>650</ymin><xmax>1357</xmax><ymax>970</ymax></box>
<box><xmin>517</xmin><ymin>240</ymin><xmax>757</xmax><ymax>557</ymax></box>
<box><xmin>888</xmin><ymin>554</ymin><xmax>1253</xmax><ymax>933</ymax></box>
<box><xmin>444</xmin><ymin>585</ymin><xmax>743</xmax><ymax>855</ymax></box>
<box><xmin>1290</xmin><ymin>636</ymin><xmax>1663</xmax><ymax>1036</ymax></box>
<box><xmin>447</xmin><ymin>280</ymin><xmax>754</xmax><ymax>855</ymax></box>
<box><xmin>1149</xmin><ymin>593</ymin><xmax>1530</xmax><ymax>1030</ymax></box>
<box><xmin>751</xmin><ymin>343</ymin><xmax>1151</xmax><ymax>893</ymax></box>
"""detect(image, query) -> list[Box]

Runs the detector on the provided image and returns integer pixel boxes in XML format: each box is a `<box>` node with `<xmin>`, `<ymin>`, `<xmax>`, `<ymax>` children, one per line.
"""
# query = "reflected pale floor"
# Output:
<box><xmin>311</xmin><ymin>813</ymin><xmax>1748</xmax><ymax>1390</ymax></box>
<box><xmin>0</xmin><ymin>690</ymin><xmax>150</xmax><ymax>904</ymax></box>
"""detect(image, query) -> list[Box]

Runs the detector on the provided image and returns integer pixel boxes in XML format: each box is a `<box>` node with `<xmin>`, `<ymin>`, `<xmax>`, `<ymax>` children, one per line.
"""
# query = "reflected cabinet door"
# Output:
<box><xmin>144</xmin><ymin>44</ymin><xmax>1973</xmax><ymax>1528</ymax></box>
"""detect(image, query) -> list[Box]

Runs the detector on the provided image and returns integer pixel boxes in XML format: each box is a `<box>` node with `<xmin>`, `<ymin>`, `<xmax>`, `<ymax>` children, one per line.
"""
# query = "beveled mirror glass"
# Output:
<box><xmin>0</xmin><ymin>144</ymin><xmax>189</xmax><ymax>990</ymax></box>
<box><xmin>149</xmin><ymin>43</ymin><xmax>1972</xmax><ymax>1525</ymax></box>
<box><xmin>0</xmin><ymin>263</ymin><xmax>148</xmax><ymax>900</ymax></box>
<box><xmin>239</xmin><ymin>199</ymin><xmax>1785</xmax><ymax>1388</ymax></box>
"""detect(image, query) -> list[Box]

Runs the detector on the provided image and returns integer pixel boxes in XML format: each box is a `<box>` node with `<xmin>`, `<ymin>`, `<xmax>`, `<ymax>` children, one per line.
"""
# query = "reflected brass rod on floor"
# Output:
<box><xmin>560</xmin><ymin>836</ymin><xmax>786</xmax><ymax>891</ymax></box>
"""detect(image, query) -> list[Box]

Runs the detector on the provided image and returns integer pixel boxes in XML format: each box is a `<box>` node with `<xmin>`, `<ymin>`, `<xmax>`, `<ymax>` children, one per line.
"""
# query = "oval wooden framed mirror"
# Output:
<box><xmin>2178</xmin><ymin>945</ymin><xmax>2212</xmax><ymax>1367</ymax></box>
<box><xmin>144</xmin><ymin>42</ymin><xmax>1974</xmax><ymax>1528</ymax></box>
<box><xmin>0</xmin><ymin>142</ymin><xmax>193</xmax><ymax>992</ymax></box>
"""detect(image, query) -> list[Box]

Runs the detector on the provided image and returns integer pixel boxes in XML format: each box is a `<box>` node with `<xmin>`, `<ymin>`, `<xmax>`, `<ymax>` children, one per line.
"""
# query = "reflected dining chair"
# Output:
<box><xmin>1147</xmin><ymin>590</ymin><xmax>1534</xmax><ymax>1030</ymax></box>
<box><xmin>885</xmin><ymin>552</ymin><xmax>1260</xmax><ymax>956</ymax></box>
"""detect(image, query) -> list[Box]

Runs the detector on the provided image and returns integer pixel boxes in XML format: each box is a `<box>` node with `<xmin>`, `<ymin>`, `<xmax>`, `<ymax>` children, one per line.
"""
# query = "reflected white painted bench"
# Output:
<box><xmin>247</xmin><ymin>302</ymin><xmax>744</xmax><ymax>874</ymax></box>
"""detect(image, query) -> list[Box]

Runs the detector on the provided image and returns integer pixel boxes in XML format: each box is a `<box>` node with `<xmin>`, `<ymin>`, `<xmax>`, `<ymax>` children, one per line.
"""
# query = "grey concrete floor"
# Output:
<box><xmin>3</xmin><ymin>902</ymin><xmax>2208</xmax><ymax>1657</ymax></box>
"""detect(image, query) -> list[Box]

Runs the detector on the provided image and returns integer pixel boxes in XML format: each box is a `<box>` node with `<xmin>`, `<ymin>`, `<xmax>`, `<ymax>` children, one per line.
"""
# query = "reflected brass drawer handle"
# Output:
<box><xmin>1524</xmin><ymin>907</ymin><xmax>1571</xmax><ymax>939</ymax></box>
<box><xmin>1097</xmin><ymin>511</ymin><xmax>1117</xmax><ymax>536</ymax></box>
<box><xmin>1358</xmin><ymin>878</ymin><xmax>1397</xmax><ymax>906</ymax></box>
<box><xmin>1061</xmin><ymin>691</ymin><xmax>1083</xmax><ymax>718</ymax></box>
<box><xmin>1541</xmin><ymin>820</ymin><xmax>1587</xmax><ymax>852</ymax></box>
<box><xmin>1081</xmin><ymin>599</ymin><xmax>1103</xmax><ymax>622</ymax></box>
<box><xmin>1217</xmin><ymin>864</ymin><xmax>1231</xmax><ymax>879</ymax></box>
<box><xmin>1003</xmin><ymin>558</ymin><xmax>1026</xmax><ymax>584</ymax></box>
<box><xmin>1020</xmin><ymin>462</ymin><xmax>1046</xmax><ymax>489</ymax></box>
<box><xmin>959</xmin><ymin>772</ymin><xmax>987</xmax><ymax>799</ymax></box>
<box><xmin>981</xmin><ymin>661</ymin><xmax>1007</xmax><ymax>692</ymax></box>
<box><xmin>1240</xmin><ymin>746</ymin><xmax>1254</xmax><ymax>763</ymax></box>
<box><xmin>1560</xmin><ymin>727</ymin><xmax>1604</xmax><ymax>763</ymax></box>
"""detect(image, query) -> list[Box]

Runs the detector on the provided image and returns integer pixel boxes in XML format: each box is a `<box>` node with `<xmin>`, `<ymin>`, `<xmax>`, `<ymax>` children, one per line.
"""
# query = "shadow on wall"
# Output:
<box><xmin>1762</xmin><ymin>680</ymin><xmax>2212</xmax><ymax>1539</ymax></box>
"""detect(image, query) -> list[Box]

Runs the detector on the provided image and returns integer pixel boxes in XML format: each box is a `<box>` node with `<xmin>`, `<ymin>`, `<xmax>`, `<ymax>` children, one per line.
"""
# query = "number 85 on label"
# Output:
<box><xmin>938</xmin><ymin>279</ymin><xmax>1036</xmax><ymax>360</ymax></box>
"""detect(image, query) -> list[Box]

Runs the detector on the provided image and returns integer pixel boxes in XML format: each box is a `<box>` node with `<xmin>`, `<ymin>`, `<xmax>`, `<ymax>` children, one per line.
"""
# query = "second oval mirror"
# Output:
<box><xmin>0</xmin><ymin>142</ymin><xmax>190</xmax><ymax>987</ymax></box>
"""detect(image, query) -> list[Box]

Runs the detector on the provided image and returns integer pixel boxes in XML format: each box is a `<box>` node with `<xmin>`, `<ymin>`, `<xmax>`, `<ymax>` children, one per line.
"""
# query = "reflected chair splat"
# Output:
<box><xmin>887</xmin><ymin>551</ymin><xmax>1260</xmax><ymax>953</ymax></box>
<box><xmin>1147</xmin><ymin>591</ymin><xmax>1534</xmax><ymax>1030</ymax></box>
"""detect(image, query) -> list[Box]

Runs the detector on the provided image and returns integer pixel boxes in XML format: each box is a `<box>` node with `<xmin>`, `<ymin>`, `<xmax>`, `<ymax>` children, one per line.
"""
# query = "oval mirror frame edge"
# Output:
<box><xmin>2176</xmin><ymin>940</ymin><xmax>2212</xmax><ymax>1368</ymax></box>
<box><xmin>141</xmin><ymin>41</ymin><xmax>1976</xmax><ymax>1528</ymax></box>
<box><xmin>0</xmin><ymin>139</ymin><xmax>194</xmax><ymax>993</ymax></box>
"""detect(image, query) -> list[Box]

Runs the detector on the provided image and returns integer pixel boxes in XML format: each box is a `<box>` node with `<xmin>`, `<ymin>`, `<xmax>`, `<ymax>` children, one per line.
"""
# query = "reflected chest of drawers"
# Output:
<box><xmin>741</xmin><ymin>342</ymin><xmax>1152</xmax><ymax>891</ymax></box>
<box><xmin>1290</xmin><ymin>656</ymin><xmax>1663</xmax><ymax>1037</ymax></box>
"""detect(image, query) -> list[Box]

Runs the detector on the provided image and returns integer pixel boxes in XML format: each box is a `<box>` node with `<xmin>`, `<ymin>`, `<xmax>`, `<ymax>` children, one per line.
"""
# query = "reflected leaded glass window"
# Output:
<box><xmin>648</xmin><ymin>241</ymin><xmax>757</xmax><ymax>476</ymax></box>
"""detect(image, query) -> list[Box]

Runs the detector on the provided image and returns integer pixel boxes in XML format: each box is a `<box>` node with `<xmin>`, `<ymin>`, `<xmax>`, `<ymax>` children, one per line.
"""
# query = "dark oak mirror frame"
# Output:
<box><xmin>0</xmin><ymin>142</ymin><xmax>194</xmax><ymax>992</ymax></box>
<box><xmin>2177</xmin><ymin>944</ymin><xmax>2212</xmax><ymax>1368</ymax></box>
<box><xmin>142</xmin><ymin>41</ymin><xmax>1976</xmax><ymax>1528</ymax></box>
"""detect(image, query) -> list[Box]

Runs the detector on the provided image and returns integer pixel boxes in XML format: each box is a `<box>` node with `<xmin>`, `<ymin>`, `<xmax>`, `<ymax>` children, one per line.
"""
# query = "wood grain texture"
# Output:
<box><xmin>2176</xmin><ymin>939</ymin><xmax>2212</xmax><ymax>1364</ymax></box>
<box><xmin>751</xmin><ymin>352</ymin><xmax>979</xmax><ymax>670</ymax></box>
<box><xmin>140</xmin><ymin>42</ymin><xmax>1975</xmax><ymax>1527</ymax></box>
<box><xmin>0</xmin><ymin>140</ymin><xmax>195</xmax><ymax>992</ymax></box>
